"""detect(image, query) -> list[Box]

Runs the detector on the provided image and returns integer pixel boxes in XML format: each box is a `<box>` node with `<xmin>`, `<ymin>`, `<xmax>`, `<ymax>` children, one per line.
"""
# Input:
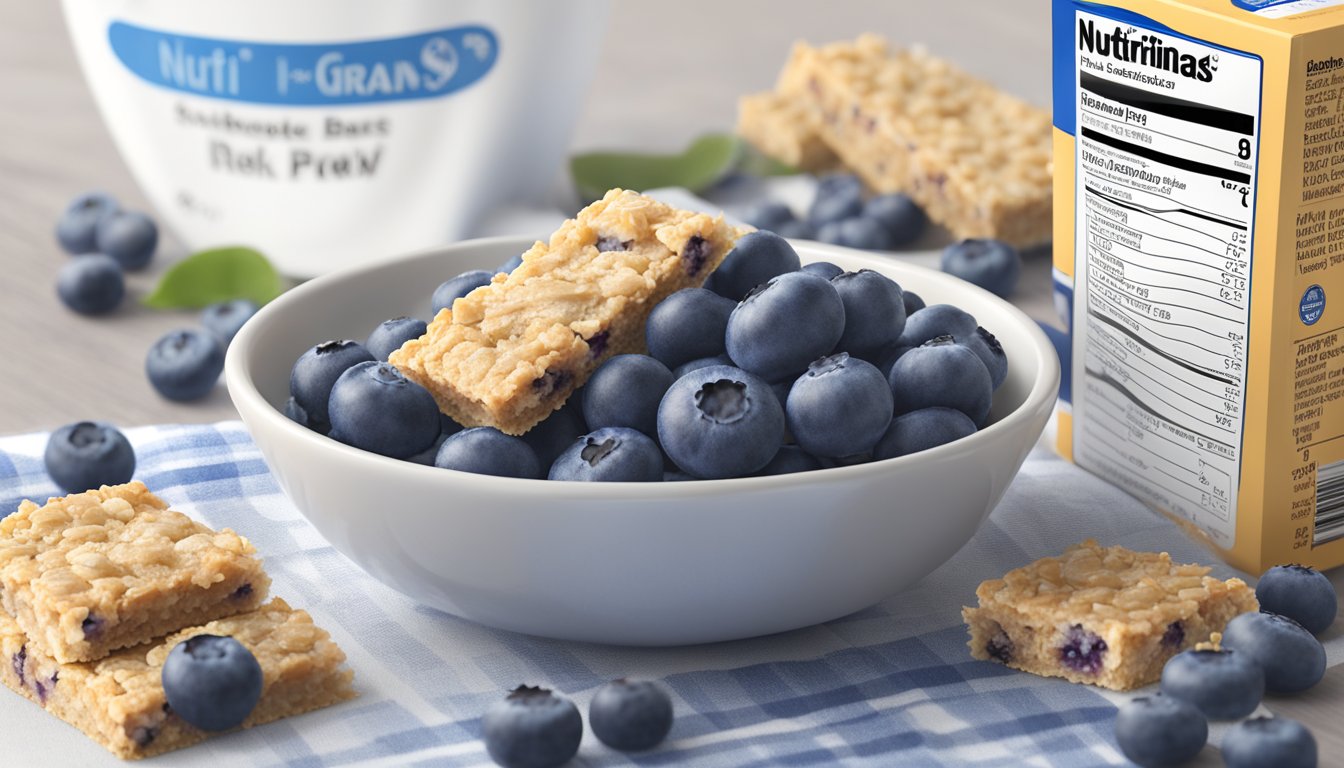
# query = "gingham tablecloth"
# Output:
<box><xmin>0</xmin><ymin>422</ymin><xmax>1335</xmax><ymax>767</ymax></box>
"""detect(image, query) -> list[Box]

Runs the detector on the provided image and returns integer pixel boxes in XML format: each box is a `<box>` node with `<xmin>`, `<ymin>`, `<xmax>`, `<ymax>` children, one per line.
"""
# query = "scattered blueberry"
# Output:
<box><xmin>55</xmin><ymin>192</ymin><xmax>117</xmax><ymax>254</ymax></box>
<box><xmin>583</xmin><ymin>355</ymin><xmax>674</xmax><ymax>437</ymax></box>
<box><xmin>1221</xmin><ymin>611</ymin><xmax>1326</xmax><ymax>693</ymax></box>
<box><xmin>145</xmin><ymin>329</ymin><xmax>225</xmax><ymax>402</ymax></box>
<box><xmin>57</xmin><ymin>254</ymin><xmax>124</xmax><ymax>315</ymax></box>
<box><xmin>161</xmin><ymin>635</ymin><xmax>263</xmax><ymax>732</ymax></box>
<box><xmin>941</xmin><ymin>239</ymin><xmax>1021</xmax><ymax>297</ymax></box>
<box><xmin>800</xmin><ymin>261</ymin><xmax>844</xmax><ymax>280</ymax></box>
<box><xmin>772</xmin><ymin>219</ymin><xmax>815</xmax><ymax>240</ymax></box>
<box><xmin>481</xmin><ymin>685</ymin><xmax>582</xmax><ymax>768</ymax></box>
<box><xmin>808</xmin><ymin>174</ymin><xmax>864</xmax><ymax>225</ymax></box>
<box><xmin>888</xmin><ymin>337</ymin><xmax>993</xmax><ymax>424</ymax></box>
<box><xmin>289</xmin><ymin>340</ymin><xmax>375</xmax><ymax>432</ymax></box>
<box><xmin>549</xmin><ymin>427</ymin><xmax>663</xmax><ymax>482</ymax></box>
<box><xmin>830</xmin><ymin>270</ymin><xmax>906</xmax><ymax>357</ymax></box>
<box><xmin>741</xmin><ymin>201</ymin><xmax>796</xmax><ymax>231</ymax></box>
<box><xmin>498</xmin><ymin>254</ymin><xmax>524</xmax><ymax>275</ymax></box>
<box><xmin>897</xmin><ymin>304</ymin><xmax>978</xmax><ymax>348</ymax></box>
<box><xmin>902</xmin><ymin>290</ymin><xmax>926</xmax><ymax>316</ymax></box>
<box><xmin>432</xmin><ymin>269</ymin><xmax>494</xmax><ymax>314</ymax></box>
<box><xmin>589</xmin><ymin>679</ymin><xmax>674</xmax><ymax>752</ymax></box>
<box><xmin>786</xmin><ymin>353</ymin><xmax>892</xmax><ymax>458</ymax></box>
<box><xmin>726</xmin><ymin>271</ymin><xmax>845</xmax><ymax>381</ymax></box>
<box><xmin>814</xmin><ymin>220</ymin><xmax>847</xmax><ymax>246</ymax></box>
<box><xmin>873</xmin><ymin>407</ymin><xmax>977</xmax><ymax>460</ymax></box>
<box><xmin>962</xmin><ymin>326</ymin><xmax>1008</xmax><ymax>390</ymax></box>
<box><xmin>713</xmin><ymin>231</ymin><xmax>803</xmax><ymax>301</ymax></box>
<box><xmin>365</xmin><ymin>316</ymin><xmax>428</xmax><ymax>362</ymax></box>
<box><xmin>1222</xmin><ymin>717</ymin><xmax>1317</xmax><ymax>768</ymax></box>
<box><xmin>862</xmin><ymin>193</ymin><xmax>925</xmax><ymax>247</ymax></box>
<box><xmin>672</xmin><ymin>354</ymin><xmax>734</xmax><ymax>380</ymax></box>
<box><xmin>1160</xmin><ymin>648</ymin><xmax>1264</xmax><ymax>720</ymax></box>
<box><xmin>832</xmin><ymin>216</ymin><xmax>897</xmax><ymax>251</ymax></box>
<box><xmin>435</xmin><ymin>428</ymin><xmax>543</xmax><ymax>479</ymax></box>
<box><xmin>200</xmin><ymin>299</ymin><xmax>259</xmax><ymax>346</ymax></box>
<box><xmin>755</xmin><ymin>445</ymin><xmax>824</xmax><ymax>476</ymax></box>
<box><xmin>1113</xmin><ymin>695</ymin><xmax>1208</xmax><ymax>768</ymax></box>
<box><xmin>95</xmin><ymin>211</ymin><xmax>158</xmax><ymax>271</ymax></box>
<box><xmin>327</xmin><ymin>362</ymin><xmax>440</xmax><ymax>459</ymax></box>
<box><xmin>523</xmin><ymin>397</ymin><xmax>588</xmax><ymax>469</ymax></box>
<box><xmin>657</xmin><ymin>365</ymin><xmax>784</xmax><ymax>479</ymax></box>
<box><xmin>44</xmin><ymin>421</ymin><xmax>136</xmax><ymax>493</ymax></box>
<box><xmin>646</xmin><ymin>288</ymin><xmax>734</xmax><ymax>369</ymax></box>
<box><xmin>1255</xmin><ymin>565</ymin><xmax>1337</xmax><ymax>635</ymax></box>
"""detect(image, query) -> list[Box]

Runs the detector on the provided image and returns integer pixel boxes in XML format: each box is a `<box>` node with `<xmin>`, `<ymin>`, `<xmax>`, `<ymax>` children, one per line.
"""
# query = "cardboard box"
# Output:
<box><xmin>1052</xmin><ymin>0</ymin><xmax>1344</xmax><ymax>572</ymax></box>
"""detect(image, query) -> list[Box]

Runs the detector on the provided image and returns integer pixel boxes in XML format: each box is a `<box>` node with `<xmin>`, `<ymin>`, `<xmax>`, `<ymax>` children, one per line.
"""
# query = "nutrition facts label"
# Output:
<box><xmin>1072</xmin><ymin>10</ymin><xmax>1261</xmax><ymax>546</ymax></box>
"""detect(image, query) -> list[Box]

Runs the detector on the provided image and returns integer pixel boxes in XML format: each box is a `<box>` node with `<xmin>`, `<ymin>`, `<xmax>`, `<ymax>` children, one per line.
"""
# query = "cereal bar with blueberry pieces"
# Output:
<box><xmin>1</xmin><ymin>598</ymin><xmax>355</xmax><ymax>760</ymax></box>
<box><xmin>961</xmin><ymin>540</ymin><xmax>1258</xmax><ymax>690</ymax></box>
<box><xmin>0</xmin><ymin>482</ymin><xmax>269</xmax><ymax>664</ymax></box>
<box><xmin>391</xmin><ymin>188</ymin><xmax>749</xmax><ymax>435</ymax></box>
<box><xmin>777</xmin><ymin>35</ymin><xmax>1053</xmax><ymax>248</ymax></box>
<box><xmin>737</xmin><ymin>90</ymin><xmax>838</xmax><ymax>173</ymax></box>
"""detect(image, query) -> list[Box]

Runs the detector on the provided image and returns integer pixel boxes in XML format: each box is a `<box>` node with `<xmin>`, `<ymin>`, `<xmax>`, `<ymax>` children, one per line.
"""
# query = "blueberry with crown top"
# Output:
<box><xmin>328</xmin><ymin>361</ymin><xmax>440</xmax><ymax>459</ymax></box>
<box><xmin>549</xmin><ymin>427</ymin><xmax>662</xmax><ymax>482</ymax></box>
<box><xmin>830</xmin><ymin>269</ymin><xmax>906</xmax><ymax>357</ymax></box>
<box><xmin>1160</xmin><ymin>647</ymin><xmax>1264</xmax><ymax>720</ymax></box>
<box><xmin>289</xmin><ymin>340</ymin><xmax>375</xmax><ymax>433</ymax></box>
<box><xmin>57</xmin><ymin>254</ymin><xmax>124</xmax><ymax>315</ymax></box>
<box><xmin>726</xmin><ymin>271</ymin><xmax>845</xmax><ymax>382</ymax></box>
<box><xmin>482</xmin><ymin>685</ymin><xmax>583</xmax><ymax>768</ymax></box>
<box><xmin>888</xmin><ymin>336</ymin><xmax>993</xmax><ymax>424</ymax></box>
<box><xmin>1221</xmin><ymin>611</ymin><xmax>1326</xmax><ymax>693</ymax></box>
<box><xmin>589</xmin><ymin>679</ymin><xmax>674</xmax><ymax>751</ymax></box>
<box><xmin>1255</xmin><ymin>565</ymin><xmax>1337</xmax><ymax>635</ymax></box>
<box><xmin>712</xmin><ymin>231</ymin><xmax>803</xmax><ymax>301</ymax></box>
<box><xmin>44</xmin><ymin>421</ymin><xmax>136</xmax><ymax>493</ymax></box>
<box><xmin>1222</xmin><ymin>717</ymin><xmax>1317</xmax><ymax>768</ymax></box>
<box><xmin>55</xmin><ymin>192</ymin><xmax>118</xmax><ymax>254</ymax></box>
<box><xmin>161</xmin><ymin>635</ymin><xmax>263</xmax><ymax>732</ymax></box>
<box><xmin>146</xmin><ymin>329</ymin><xmax>225</xmax><ymax>402</ymax></box>
<box><xmin>95</xmin><ymin>211</ymin><xmax>158</xmax><ymax>271</ymax></box>
<box><xmin>786</xmin><ymin>353</ymin><xmax>892</xmax><ymax>458</ymax></box>
<box><xmin>657</xmin><ymin>364</ymin><xmax>784</xmax><ymax>479</ymax></box>
<box><xmin>1113</xmin><ymin>695</ymin><xmax>1208</xmax><ymax>768</ymax></box>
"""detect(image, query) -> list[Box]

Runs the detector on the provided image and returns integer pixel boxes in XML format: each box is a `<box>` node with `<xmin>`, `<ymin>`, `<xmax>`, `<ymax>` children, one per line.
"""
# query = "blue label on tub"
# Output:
<box><xmin>108</xmin><ymin>22</ymin><xmax>497</xmax><ymax>105</ymax></box>
<box><xmin>1300</xmin><ymin>285</ymin><xmax>1325</xmax><ymax>325</ymax></box>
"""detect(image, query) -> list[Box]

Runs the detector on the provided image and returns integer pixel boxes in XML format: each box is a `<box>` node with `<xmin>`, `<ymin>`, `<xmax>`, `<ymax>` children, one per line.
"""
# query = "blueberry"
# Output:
<box><xmin>283</xmin><ymin>397</ymin><xmax>308</xmax><ymax>427</ymax></box>
<box><xmin>55</xmin><ymin>192</ymin><xmax>117</xmax><ymax>254</ymax></box>
<box><xmin>57</xmin><ymin>254</ymin><xmax>124</xmax><ymax>315</ymax></box>
<box><xmin>482</xmin><ymin>686</ymin><xmax>582</xmax><ymax>768</ymax></box>
<box><xmin>754</xmin><ymin>445</ymin><xmax>823</xmax><ymax>476</ymax></box>
<box><xmin>785</xmin><ymin>353</ymin><xmax>892</xmax><ymax>458</ymax></box>
<box><xmin>713</xmin><ymin>231</ymin><xmax>803</xmax><ymax>301</ymax></box>
<box><xmin>1221</xmin><ymin>611</ymin><xmax>1326</xmax><ymax>693</ymax></box>
<box><xmin>830</xmin><ymin>270</ymin><xmax>906</xmax><ymax>357</ymax></box>
<box><xmin>365</xmin><ymin>316</ymin><xmax>428</xmax><ymax>362</ymax></box>
<box><xmin>95</xmin><ymin>211</ymin><xmax>158</xmax><ymax>271</ymax></box>
<box><xmin>146</xmin><ymin>329</ymin><xmax>225</xmax><ymax>402</ymax></box>
<box><xmin>941</xmin><ymin>239</ymin><xmax>1021</xmax><ymax>297</ymax></box>
<box><xmin>549</xmin><ymin>427</ymin><xmax>662</xmax><ymax>482</ymax></box>
<box><xmin>44</xmin><ymin>421</ymin><xmax>136</xmax><ymax>493</ymax></box>
<box><xmin>862</xmin><ymin>193</ymin><xmax>925</xmax><ymax>247</ymax></box>
<box><xmin>1058</xmin><ymin>623</ymin><xmax>1108</xmax><ymax>676</ymax></box>
<box><xmin>814</xmin><ymin>220</ymin><xmax>847</xmax><ymax>246</ymax></box>
<box><xmin>1113</xmin><ymin>695</ymin><xmax>1208</xmax><ymax>768</ymax></box>
<box><xmin>498</xmin><ymin>254</ymin><xmax>524</xmax><ymax>275</ymax></box>
<box><xmin>523</xmin><ymin>397</ymin><xmax>588</xmax><ymax>469</ymax></box>
<box><xmin>200</xmin><ymin>299</ymin><xmax>259</xmax><ymax>346</ymax></box>
<box><xmin>772</xmin><ymin>219</ymin><xmax>815</xmax><ymax>240</ymax></box>
<box><xmin>834</xmin><ymin>216</ymin><xmax>897</xmax><ymax>250</ymax></box>
<box><xmin>1160</xmin><ymin>649</ymin><xmax>1264</xmax><ymax>720</ymax></box>
<box><xmin>435</xmin><ymin>428</ymin><xmax>542</xmax><ymax>479</ymax></box>
<box><xmin>800</xmin><ymin>261</ymin><xmax>844</xmax><ymax>280</ymax></box>
<box><xmin>897</xmin><ymin>304</ymin><xmax>978</xmax><ymax>348</ymax></box>
<box><xmin>582</xmin><ymin>355</ymin><xmax>674</xmax><ymax>437</ymax></box>
<box><xmin>657</xmin><ymin>365</ymin><xmax>784</xmax><ymax>479</ymax></box>
<box><xmin>589</xmin><ymin>678</ymin><xmax>674</xmax><ymax>752</ymax></box>
<box><xmin>1255</xmin><ymin>565</ymin><xmax>1337</xmax><ymax>635</ymax></box>
<box><xmin>962</xmin><ymin>326</ymin><xmax>1008</xmax><ymax>390</ymax></box>
<box><xmin>672</xmin><ymin>354</ymin><xmax>733</xmax><ymax>380</ymax></box>
<box><xmin>808</xmin><ymin>173</ymin><xmax>864</xmax><ymax>225</ymax></box>
<box><xmin>726</xmin><ymin>272</ymin><xmax>845</xmax><ymax>381</ymax></box>
<box><xmin>888</xmin><ymin>337</ymin><xmax>993</xmax><ymax>424</ymax></box>
<box><xmin>161</xmin><ymin>635</ymin><xmax>263</xmax><ymax>732</ymax></box>
<box><xmin>873</xmin><ymin>407</ymin><xmax>977</xmax><ymax>460</ymax></box>
<box><xmin>741</xmin><ymin>201</ymin><xmax>796</xmax><ymax>231</ymax></box>
<box><xmin>289</xmin><ymin>340</ymin><xmax>375</xmax><ymax>432</ymax></box>
<box><xmin>646</xmin><ymin>288</ymin><xmax>735</xmax><ymax>369</ymax></box>
<box><xmin>432</xmin><ymin>269</ymin><xmax>494</xmax><ymax>314</ymax></box>
<box><xmin>327</xmin><ymin>362</ymin><xmax>440</xmax><ymax>459</ymax></box>
<box><xmin>1222</xmin><ymin>717</ymin><xmax>1317</xmax><ymax>768</ymax></box>
<box><xmin>902</xmin><ymin>290</ymin><xmax>926</xmax><ymax>316</ymax></box>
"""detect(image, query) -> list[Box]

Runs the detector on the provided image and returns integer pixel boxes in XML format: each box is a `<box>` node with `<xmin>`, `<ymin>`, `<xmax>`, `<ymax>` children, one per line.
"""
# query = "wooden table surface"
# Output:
<box><xmin>0</xmin><ymin>2</ymin><xmax>1339</xmax><ymax>764</ymax></box>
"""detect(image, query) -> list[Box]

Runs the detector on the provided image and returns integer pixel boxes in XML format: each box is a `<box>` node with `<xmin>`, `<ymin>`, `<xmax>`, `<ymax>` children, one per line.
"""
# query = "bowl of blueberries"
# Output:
<box><xmin>225</xmin><ymin>230</ymin><xmax>1059</xmax><ymax>645</ymax></box>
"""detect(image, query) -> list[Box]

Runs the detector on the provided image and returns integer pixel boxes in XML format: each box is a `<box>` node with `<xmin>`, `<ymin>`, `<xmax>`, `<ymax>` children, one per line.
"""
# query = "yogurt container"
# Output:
<box><xmin>62</xmin><ymin>0</ymin><xmax>610</xmax><ymax>276</ymax></box>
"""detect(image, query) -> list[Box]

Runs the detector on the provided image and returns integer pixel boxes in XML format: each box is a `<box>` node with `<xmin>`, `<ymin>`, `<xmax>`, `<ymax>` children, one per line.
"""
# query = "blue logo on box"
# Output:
<box><xmin>1300</xmin><ymin>285</ymin><xmax>1325</xmax><ymax>325</ymax></box>
<box><xmin>108</xmin><ymin>21</ymin><xmax>498</xmax><ymax>106</ymax></box>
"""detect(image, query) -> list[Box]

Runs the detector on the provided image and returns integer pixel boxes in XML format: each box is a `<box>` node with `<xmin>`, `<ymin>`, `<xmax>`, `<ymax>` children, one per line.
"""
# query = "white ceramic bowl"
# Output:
<box><xmin>226</xmin><ymin>237</ymin><xmax>1059</xmax><ymax>645</ymax></box>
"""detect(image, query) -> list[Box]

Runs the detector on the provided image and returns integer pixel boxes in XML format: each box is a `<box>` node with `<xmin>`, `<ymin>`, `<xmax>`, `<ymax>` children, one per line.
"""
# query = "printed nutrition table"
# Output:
<box><xmin>1071</xmin><ymin>12</ymin><xmax>1259</xmax><ymax>547</ymax></box>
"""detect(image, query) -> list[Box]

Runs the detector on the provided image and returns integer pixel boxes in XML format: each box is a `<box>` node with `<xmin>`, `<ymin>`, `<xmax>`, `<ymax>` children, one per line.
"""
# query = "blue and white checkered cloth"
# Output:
<box><xmin>0</xmin><ymin>422</ymin><xmax>1335</xmax><ymax>767</ymax></box>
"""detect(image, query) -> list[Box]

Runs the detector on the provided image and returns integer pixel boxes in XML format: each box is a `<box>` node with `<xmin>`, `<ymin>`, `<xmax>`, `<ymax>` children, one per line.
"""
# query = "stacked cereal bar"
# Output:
<box><xmin>0</xmin><ymin>483</ymin><xmax>355</xmax><ymax>759</ymax></box>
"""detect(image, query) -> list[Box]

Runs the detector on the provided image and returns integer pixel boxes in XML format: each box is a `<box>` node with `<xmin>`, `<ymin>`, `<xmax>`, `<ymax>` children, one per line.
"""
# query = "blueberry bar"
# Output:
<box><xmin>961</xmin><ymin>540</ymin><xmax>1258</xmax><ymax>690</ymax></box>
<box><xmin>777</xmin><ymin>35</ymin><xmax>1053</xmax><ymax>248</ymax></box>
<box><xmin>391</xmin><ymin>188</ymin><xmax>749</xmax><ymax>435</ymax></box>
<box><xmin>1</xmin><ymin>598</ymin><xmax>355</xmax><ymax>760</ymax></box>
<box><xmin>0</xmin><ymin>483</ymin><xmax>269</xmax><ymax>664</ymax></box>
<box><xmin>737</xmin><ymin>90</ymin><xmax>838</xmax><ymax>173</ymax></box>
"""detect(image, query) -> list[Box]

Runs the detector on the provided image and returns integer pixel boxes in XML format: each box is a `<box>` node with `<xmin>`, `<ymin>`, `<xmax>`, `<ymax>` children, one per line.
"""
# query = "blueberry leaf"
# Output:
<box><xmin>571</xmin><ymin>133</ymin><xmax>745</xmax><ymax>201</ymax></box>
<box><xmin>143</xmin><ymin>246</ymin><xmax>285</xmax><ymax>309</ymax></box>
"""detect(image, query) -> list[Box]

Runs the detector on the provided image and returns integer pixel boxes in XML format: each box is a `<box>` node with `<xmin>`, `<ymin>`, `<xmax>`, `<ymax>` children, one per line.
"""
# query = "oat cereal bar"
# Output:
<box><xmin>777</xmin><ymin>35</ymin><xmax>1053</xmax><ymax>247</ymax></box>
<box><xmin>0</xmin><ymin>483</ymin><xmax>269</xmax><ymax>664</ymax></box>
<box><xmin>737</xmin><ymin>90</ymin><xmax>838</xmax><ymax>172</ymax></box>
<box><xmin>961</xmin><ymin>540</ymin><xmax>1257</xmax><ymax>690</ymax></box>
<box><xmin>392</xmin><ymin>188</ymin><xmax>749</xmax><ymax>435</ymax></box>
<box><xmin>1</xmin><ymin>598</ymin><xmax>355</xmax><ymax>760</ymax></box>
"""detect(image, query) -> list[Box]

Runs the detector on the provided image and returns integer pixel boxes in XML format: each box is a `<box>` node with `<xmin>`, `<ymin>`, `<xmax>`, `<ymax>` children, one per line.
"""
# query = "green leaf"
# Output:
<box><xmin>737</xmin><ymin>142</ymin><xmax>799</xmax><ymax>178</ymax></box>
<box><xmin>570</xmin><ymin>133</ymin><xmax>746</xmax><ymax>201</ymax></box>
<box><xmin>142</xmin><ymin>246</ymin><xmax>285</xmax><ymax>309</ymax></box>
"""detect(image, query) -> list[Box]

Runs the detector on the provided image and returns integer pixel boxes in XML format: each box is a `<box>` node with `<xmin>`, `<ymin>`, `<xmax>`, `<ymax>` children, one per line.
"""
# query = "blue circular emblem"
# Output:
<box><xmin>1300</xmin><ymin>285</ymin><xmax>1325</xmax><ymax>326</ymax></box>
